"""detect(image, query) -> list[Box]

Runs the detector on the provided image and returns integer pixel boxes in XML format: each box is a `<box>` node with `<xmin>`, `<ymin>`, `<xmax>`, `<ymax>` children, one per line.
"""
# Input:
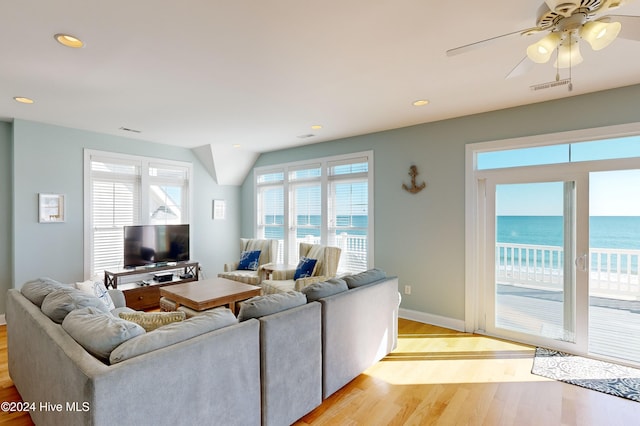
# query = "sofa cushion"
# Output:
<box><xmin>260</xmin><ymin>279</ymin><xmax>295</xmax><ymax>295</ymax></box>
<box><xmin>41</xmin><ymin>287</ymin><xmax>109</xmax><ymax>323</ymax></box>
<box><xmin>110</xmin><ymin>308</ymin><xmax>238</xmax><ymax>364</ymax></box>
<box><xmin>294</xmin><ymin>257</ymin><xmax>318</xmax><ymax>280</ymax></box>
<box><xmin>238</xmin><ymin>250</ymin><xmax>261</xmax><ymax>271</ymax></box>
<box><xmin>75</xmin><ymin>279</ymin><xmax>116</xmax><ymax>311</ymax></box>
<box><xmin>301</xmin><ymin>278</ymin><xmax>348</xmax><ymax>302</ymax></box>
<box><xmin>119</xmin><ymin>311</ymin><xmax>187</xmax><ymax>332</ymax></box>
<box><xmin>62</xmin><ymin>306</ymin><xmax>146</xmax><ymax>362</ymax></box>
<box><xmin>343</xmin><ymin>268</ymin><xmax>387</xmax><ymax>289</ymax></box>
<box><xmin>237</xmin><ymin>291</ymin><xmax>307</xmax><ymax>321</ymax></box>
<box><xmin>218</xmin><ymin>270</ymin><xmax>261</xmax><ymax>285</ymax></box>
<box><xmin>20</xmin><ymin>277</ymin><xmax>68</xmax><ymax>307</ymax></box>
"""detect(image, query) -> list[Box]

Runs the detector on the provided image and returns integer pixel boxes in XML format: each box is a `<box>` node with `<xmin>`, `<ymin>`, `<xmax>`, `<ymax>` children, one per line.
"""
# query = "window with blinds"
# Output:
<box><xmin>255</xmin><ymin>152</ymin><xmax>373</xmax><ymax>274</ymax></box>
<box><xmin>85</xmin><ymin>151</ymin><xmax>191</xmax><ymax>277</ymax></box>
<box><xmin>328</xmin><ymin>157</ymin><xmax>369</xmax><ymax>273</ymax></box>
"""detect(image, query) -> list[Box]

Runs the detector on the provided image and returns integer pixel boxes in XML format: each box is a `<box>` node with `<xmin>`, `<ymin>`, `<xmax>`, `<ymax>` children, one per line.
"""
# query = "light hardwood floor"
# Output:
<box><xmin>2</xmin><ymin>319</ymin><xmax>639</xmax><ymax>425</ymax></box>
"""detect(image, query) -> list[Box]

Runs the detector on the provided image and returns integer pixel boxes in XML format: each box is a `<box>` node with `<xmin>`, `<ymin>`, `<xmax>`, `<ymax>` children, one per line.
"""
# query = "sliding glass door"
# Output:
<box><xmin>588</xmin><ymin>169</ymin><xmax>640</xmax><ymax>363</ymax></box>
<box><xmin>469</xmin><ymin>132</ymin><xmax>640</xmax><ymax>365</ymax></box>
<box><xmin>484</xmin><ymin>175</ymin><xmax>589</xmax><ymax>352</ymax></box>
<box><xmin>476</xmin><ymin>165</ymin><xmax>640</xmax><ymax>365</ymax></box>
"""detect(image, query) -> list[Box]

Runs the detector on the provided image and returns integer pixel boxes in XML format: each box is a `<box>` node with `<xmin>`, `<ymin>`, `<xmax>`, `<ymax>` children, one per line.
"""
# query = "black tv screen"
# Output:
<box><xmin>123</xmin><ymin>224</ymin><xmax>190</xmax><ymax>268</ymax></box>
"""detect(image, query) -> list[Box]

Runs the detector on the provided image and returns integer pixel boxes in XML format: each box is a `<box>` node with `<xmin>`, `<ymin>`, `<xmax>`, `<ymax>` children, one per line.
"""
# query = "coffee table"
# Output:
<box><xmin>160</xmin><ymin>277</ymin><xmax>261</xmax><ymax>314</ymax></box>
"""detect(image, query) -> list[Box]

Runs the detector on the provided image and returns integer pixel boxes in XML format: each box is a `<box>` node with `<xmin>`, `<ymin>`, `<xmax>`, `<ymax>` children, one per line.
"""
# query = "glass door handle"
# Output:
<box><xmin>575</xmin><ymin>253</ymin><xmax>588</xmax><ymax>271</ymax></box>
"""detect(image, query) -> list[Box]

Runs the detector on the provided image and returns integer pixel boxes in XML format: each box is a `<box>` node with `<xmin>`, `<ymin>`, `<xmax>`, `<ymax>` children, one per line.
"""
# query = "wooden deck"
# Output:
<box><xmin>496</xmin><ymin>284</ymin><xmax>640</xmax><ymax>364</ymax></box>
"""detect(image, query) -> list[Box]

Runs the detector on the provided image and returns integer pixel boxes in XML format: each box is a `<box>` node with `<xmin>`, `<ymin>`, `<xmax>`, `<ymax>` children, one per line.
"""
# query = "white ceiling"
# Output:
<box><xmin>3</xmin><ymin>0</ymin><xmax>640</xmax><ymax>184</ymax></box>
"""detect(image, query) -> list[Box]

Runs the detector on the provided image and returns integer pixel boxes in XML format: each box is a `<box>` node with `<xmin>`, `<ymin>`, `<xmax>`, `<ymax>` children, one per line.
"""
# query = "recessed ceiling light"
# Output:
<box><xmin>54</xmin><ymin>33</ymin><xmax>84</xmax><ymax>48</ymax></box>
<box><xmin>412</xmin><ymin>100</ymin><xmax>429</xmax><ymax>107</ymax></box>
<box><xmin>13</xmin><ymin>96</ymin><xmax>34</xmax><ymax>104</ymax></box>
<box><xmin>310</xmin><ymin>125</ymin><xmax>323</xmax><ymax>130</ymax></box>
<box><xmin>233</xmin><ymin>144</ymin><xmax>241</xmax><ymax>148</ymax></box>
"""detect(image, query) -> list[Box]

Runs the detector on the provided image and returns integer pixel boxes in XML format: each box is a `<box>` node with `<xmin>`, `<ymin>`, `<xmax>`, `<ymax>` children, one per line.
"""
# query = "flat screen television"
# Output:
<box><xmin>123</xmin><ymin>224</ymin><xmax>190</xmax><ymax>268</ymax></box>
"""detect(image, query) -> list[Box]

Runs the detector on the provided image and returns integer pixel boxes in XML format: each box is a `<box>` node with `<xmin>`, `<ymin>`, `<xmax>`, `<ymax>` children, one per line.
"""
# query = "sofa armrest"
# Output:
<box><xmin>107</xmin><ymin>289</ymin><xmax>126</xmax><ymax>308</ymax></box>
<box><xmin>224</xmin><ymin>262</ymin><xmax>240</xmax><ymax>272</ymax></box>
<box><xmin>271</xmin><ymin>269</ymin><xmax>295</xmax><ymax>280</ymax></box>
<box><xmin>294</xmin><ymin>275</ymin><xmax>327</xmax><ymax>291</ymax></box>
<box><xmin>259</xmin><ymin>302</ymin><xmax>322</xmax><ymax>425</ymax></box>
<box><xmin>320</xmin><ymin>276</ymin><xmax>399</xmax><ymax>399</ymax></box>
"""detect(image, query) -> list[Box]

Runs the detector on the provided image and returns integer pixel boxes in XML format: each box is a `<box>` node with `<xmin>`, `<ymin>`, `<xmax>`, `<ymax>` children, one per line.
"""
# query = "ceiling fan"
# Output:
<box><xmin>446</xmin><ymin>0</ymin><xmax>640</xmax><ymax>79</ymax></box>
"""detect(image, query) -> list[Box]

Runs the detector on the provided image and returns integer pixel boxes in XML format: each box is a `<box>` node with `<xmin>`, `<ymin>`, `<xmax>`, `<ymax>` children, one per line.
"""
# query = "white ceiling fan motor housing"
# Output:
<box><xmin>545</xmin><ymin>0</ymin><xmax>582</xmax><ymax>16</ymax></box>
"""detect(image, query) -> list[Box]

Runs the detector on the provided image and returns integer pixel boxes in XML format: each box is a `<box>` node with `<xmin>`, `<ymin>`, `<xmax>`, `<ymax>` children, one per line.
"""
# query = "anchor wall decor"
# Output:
<box><xmin>402</xmin><ymin>165</ymin><xmax>426</xmax><ymax>194</ymax></box>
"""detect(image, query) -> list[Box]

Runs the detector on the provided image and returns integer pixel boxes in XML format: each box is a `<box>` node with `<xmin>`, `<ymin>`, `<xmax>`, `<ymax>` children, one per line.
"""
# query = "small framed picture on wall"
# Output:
<box><xmin>39</xmin><ymin>193</ymin><xmax>66</xmax><ymax>223</ymax></box>
<box><xmin>212</xmin><ymin>199</ymin><xmax>226</xmax><ymax>220</ymax></box>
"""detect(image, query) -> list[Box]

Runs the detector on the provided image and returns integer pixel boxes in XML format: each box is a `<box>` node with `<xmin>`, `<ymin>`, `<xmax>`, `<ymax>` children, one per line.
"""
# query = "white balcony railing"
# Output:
<box><xmin>274</xmin><ymin>233</ymin><xmax>369</xmax><ymax>274</ymax></box>
<box><xmin>496</xmin><ymin>243</ymin><xmax>640</xmax><ymax>300</ymax></box>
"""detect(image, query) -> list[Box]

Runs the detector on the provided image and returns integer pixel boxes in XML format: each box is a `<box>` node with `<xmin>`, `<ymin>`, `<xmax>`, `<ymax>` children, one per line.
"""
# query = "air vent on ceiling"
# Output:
<box><xmin>530</xmin><ymin>78</ymin><xmax>572</xmax><ymax>91</ymax></box>
<box><xmin>297</xmin><ymin>134</ymin><xmax>315</xmax><ymax>139</ymax></box>
<box><xmin>119</xmin><ymin>127</ymin><xmax>141</xmax><ymax>133</ymax></box>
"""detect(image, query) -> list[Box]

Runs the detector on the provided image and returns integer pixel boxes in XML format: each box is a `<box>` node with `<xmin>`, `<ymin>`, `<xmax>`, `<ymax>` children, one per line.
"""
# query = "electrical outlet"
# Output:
<box><xmin>404</xmin><ymin>285</ymin><xmax>411</xmax><ymax>295</ymax></box>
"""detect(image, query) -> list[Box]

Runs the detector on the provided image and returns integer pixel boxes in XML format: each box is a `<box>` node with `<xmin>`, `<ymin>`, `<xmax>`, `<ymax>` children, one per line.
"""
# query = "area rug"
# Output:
<box><xmin>531</xmin><ymin>347</ymin><xmax>640</xmax><ymax>402</ymax></box>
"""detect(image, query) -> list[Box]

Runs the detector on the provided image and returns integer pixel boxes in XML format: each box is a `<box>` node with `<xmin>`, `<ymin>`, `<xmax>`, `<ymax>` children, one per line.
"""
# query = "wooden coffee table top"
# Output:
<box><xmin>160</xmin><ymin>277</ymin><xmax>261</xmax><ymax>312</ymax></box>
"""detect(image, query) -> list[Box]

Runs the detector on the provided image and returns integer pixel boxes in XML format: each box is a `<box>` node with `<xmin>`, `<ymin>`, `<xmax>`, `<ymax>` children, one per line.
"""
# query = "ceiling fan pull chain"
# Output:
<box><xmin>555</xmin><ymin>44</ymin><xmax>558</xmax><ymax>80</ymax></box>
<box><xmin>568</xmin><ymin>33</ymin><xmax>573</xmax><ymax>91</ymax></box>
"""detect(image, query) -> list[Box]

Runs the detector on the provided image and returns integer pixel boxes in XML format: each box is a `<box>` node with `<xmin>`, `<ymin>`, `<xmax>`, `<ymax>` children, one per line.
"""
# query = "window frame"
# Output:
<box><xmin>254</xmin><ymin>150</ymin><xmax>374</xmax><ymax>273</ymax></box>
<box><xmin>465</xmin><ymin>122</ymin><xmax>640</xmax><ymax>334</ymax></box>
<box><xmin>83</xmin><ymin>149</ymin><xmax>193</xmax><ymax>278</ymax></box>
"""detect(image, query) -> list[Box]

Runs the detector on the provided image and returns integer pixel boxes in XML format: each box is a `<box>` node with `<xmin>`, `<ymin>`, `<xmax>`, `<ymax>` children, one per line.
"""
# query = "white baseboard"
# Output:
<box><xmin>0</xmin><ymin>314</ymin><xmax>5</xmax><ymax>326</ymax></box>
<box><xmin>399</xmin><ymin>308</ymin><xmax>465</xmax><ymax>332</ymax></box>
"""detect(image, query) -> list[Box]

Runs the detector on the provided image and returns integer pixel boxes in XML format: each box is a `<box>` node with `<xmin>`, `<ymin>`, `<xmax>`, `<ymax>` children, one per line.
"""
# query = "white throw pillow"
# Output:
<box><xmin>75</xmin><ymin>279</ymin><xmax>116</xmax><ymax>311</ymax></box>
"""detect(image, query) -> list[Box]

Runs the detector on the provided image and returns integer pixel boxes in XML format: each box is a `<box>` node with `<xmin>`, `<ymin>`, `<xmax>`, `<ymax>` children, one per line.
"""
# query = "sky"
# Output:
<box><xmin>496</xmin><ymin>171</ymin><xmax>640</xmax><ymax>216</ymax></box>
<box><xmin>483</xmin><ymin>137</ymin><xmax>640</xmax><ymax>216</ymax></box>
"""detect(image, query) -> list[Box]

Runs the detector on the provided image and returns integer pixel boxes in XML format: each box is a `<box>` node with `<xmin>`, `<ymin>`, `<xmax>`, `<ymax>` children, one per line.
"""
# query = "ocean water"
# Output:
<box><xmin>263</xmin><ymin>215</ymin><xmax>368</xmax><ymax>239</ymax></box>
<box><xmin>497</xmin><ymin>216</ymin><xmax>640</xmax><ymax>249</ymax></box>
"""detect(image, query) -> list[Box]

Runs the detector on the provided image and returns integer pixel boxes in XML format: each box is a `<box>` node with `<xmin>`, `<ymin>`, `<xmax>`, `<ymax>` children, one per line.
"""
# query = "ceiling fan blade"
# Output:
<box><xmin>601</xmin><ymin>15</ymin><xmax>640</xmax><ymax>41</ymax></box>
<box><xmin>505</xmin><ymin>56</ymin><xmax>536</xmax><ymax>79</ymax></box>
<box><xmin>446</xmin><ymin>28</ymin><xmax>539</xmax><ymax>56</ymax></box>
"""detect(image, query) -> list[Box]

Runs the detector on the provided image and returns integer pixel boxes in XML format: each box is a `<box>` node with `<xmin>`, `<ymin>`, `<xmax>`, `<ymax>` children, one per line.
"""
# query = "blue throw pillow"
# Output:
<box><xmin>238</xmin><ymin>250</ymin><xmax>261</xmax><ymax>271</ymax></box>
<box><xmin>294</xmin><ymin>257</ymin><xmax>318</xmax><ymax>280</ymax></box>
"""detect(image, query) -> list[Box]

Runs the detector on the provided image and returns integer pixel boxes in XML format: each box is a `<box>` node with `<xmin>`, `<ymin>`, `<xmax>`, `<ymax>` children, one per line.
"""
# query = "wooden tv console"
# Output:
<box><xmin>104</xmin><ymin>261</ymin><xmax>199</xmax><ymax>310</ymax></box>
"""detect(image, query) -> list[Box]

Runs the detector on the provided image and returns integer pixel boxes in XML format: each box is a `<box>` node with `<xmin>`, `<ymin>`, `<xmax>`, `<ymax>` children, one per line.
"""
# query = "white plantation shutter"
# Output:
<box><xmin>255</xmin><ymin>152</ymin><xmax>372</xmax><ymax>273</ymax></box>
<box><xmin>257</xmin><ymin>170</ymin><xmax>285</xmax><ymax>263</ymax></box>
<box><xmin>86</xmin><ymin>151</ymin><xmax>191</xmax><ymax>277</ymax></box>
<box><xmin>328</xmin><ymin>157</ymin><xmax>370</xmax><ymax>273</ymax></box>
<box><xmin>288</xmin><ymin>164</ymin><xmax>322</xmax><ymax>264</ymax></box>
<box><xmin>91</xmin><ymin>158</ymin><xmax>140</xmax><ymax>273</ymax></box>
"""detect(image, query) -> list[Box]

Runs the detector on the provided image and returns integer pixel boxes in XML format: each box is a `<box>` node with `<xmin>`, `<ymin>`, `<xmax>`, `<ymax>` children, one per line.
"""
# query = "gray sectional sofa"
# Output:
<box><xmin>7</xmin><ymin>284</ymin><xmax>261</xmax><ymax>426</ymax></box>
<box><xmin>6</xmin><ymin>270</ymin><xmax>399</xmax><ymax>426</ymax></box>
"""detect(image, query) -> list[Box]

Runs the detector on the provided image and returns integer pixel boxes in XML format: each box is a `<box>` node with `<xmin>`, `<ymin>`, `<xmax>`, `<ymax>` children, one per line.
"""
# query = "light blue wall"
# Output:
<box><xmin>0</xmin><ymin>122</ymin><xmax>12</xmax><ymax>314</ymax></box>
<box><xmin>10</xmin><ymin>119</ymin><xmax>240</xmax><ymax>295</ymax></box>
<box><xmin>4</xmin><ymin>84</ymin><xmax>640</xmax><ymax>320</ymax></box>
<box><xmin>242</xmin><ymin>84</ymin><xmax>640</xmax><ymax>321</ymax></box>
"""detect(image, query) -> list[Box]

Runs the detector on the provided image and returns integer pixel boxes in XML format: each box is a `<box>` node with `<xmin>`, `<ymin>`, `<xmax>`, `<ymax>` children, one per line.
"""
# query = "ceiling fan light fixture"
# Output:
<box><xmin>581</xmin><ymin>21</ymin><xmax>621</xmax><ymax>50</ymax></box>
<box><xmin>554</xmin><ymin>42</ymin><xmax>584</xmax><ymax>68</ymax></box>
<box><xmin>526</xmin><ymin>32</ymin><xmax>562</xmax><ymax>63</ymax></box>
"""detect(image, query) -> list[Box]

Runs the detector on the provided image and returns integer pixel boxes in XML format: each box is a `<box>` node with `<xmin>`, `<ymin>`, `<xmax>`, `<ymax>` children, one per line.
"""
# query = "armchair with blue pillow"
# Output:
<box><xmin>218</xmin><ymin>238</ymin><xmax>278</xmax><ymax>285</ymax></box>
<box><xmin>260</xmin><ymin>243</ymin><xmax>341</xmax><ymax>294</ymax></box>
